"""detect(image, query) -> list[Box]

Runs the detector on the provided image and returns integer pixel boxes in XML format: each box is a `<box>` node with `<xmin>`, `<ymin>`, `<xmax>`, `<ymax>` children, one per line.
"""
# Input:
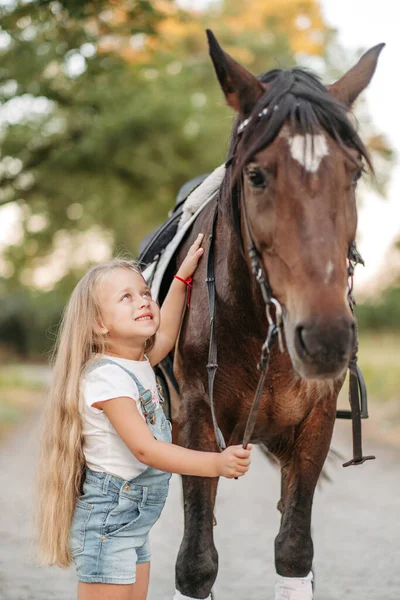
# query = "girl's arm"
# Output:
<box><xmin>99</xmin><ymin>396</ymin><xmax>251</xmax><ymax>478</ymax></box>
<box><xmin>147</xmin><ymin>234</ymin><xmax>204</xmax><ymax>367</ymax></box>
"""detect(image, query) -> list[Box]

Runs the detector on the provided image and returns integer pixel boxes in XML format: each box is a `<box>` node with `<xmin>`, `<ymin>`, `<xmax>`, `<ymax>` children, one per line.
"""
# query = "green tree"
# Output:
<box><xmin>0</xmin><ymin>0</ymin><xmax>332</xmax><ymax>286</ymax></box>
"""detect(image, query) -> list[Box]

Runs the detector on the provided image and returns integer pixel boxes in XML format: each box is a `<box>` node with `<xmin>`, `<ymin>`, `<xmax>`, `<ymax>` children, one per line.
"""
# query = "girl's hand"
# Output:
<box><xmin>176</xmin><ymin>233</ymin><xmax>204</xmax><ymax>280</ymax></box>
<box><xmin>217</xmin><ymin>444</ymin><xmax>252</xmax><ymax>479</ymax></box>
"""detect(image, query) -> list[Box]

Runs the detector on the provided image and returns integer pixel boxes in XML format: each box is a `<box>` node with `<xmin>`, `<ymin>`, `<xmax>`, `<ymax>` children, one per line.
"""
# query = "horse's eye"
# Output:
<box><xmin>352</xmin><ymin>169</ymin><xmax>362</xmax><ymax>186</ymax></box>
<box><xmin>246</xmin><ymin>168</ymin><xmax>267</xmax><ymax>189</ymax></box>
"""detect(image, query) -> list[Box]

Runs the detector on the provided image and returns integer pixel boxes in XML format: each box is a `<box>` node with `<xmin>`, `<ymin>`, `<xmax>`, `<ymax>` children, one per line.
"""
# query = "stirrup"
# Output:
<box><xmin>342</xmin><ymin>360</ymin><xmax>375</xmax><ymax>467</ymax></box>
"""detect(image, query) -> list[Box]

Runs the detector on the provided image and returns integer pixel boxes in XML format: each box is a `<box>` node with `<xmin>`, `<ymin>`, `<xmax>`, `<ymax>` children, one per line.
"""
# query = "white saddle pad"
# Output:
<box><xmin>143</xmin><ymin>164</ymin><xmax>225</xmax><ymax>300</ymax></box>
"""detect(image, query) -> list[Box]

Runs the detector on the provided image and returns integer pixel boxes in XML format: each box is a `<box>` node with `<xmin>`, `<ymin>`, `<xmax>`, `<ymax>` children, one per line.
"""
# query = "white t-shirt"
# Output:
<box><xmin>81</xmin><ymin>355</ymin><xmax>160</xmax><ymax>481</ymax></box>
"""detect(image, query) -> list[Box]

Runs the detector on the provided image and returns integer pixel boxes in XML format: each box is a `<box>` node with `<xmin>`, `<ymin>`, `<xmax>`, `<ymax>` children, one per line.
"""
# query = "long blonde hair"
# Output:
<box><xmin>36</xmin><ymin>258</ymin><xmax>152</xmax><ymax>567</ymax></box>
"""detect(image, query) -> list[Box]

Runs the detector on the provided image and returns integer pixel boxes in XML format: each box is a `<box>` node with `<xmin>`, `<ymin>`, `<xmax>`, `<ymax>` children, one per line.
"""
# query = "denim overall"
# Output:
<box><xmin>70</xmin><ymin>358</ymin><xmax>172</xmax><ymax>584</ymax></box>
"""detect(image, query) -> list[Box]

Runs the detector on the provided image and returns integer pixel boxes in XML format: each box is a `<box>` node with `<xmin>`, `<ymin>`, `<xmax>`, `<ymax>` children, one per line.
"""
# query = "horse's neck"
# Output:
<box><xmin>215</xmin><ymin>207</ymin><xmax>265</xmax><ymax>323</ymax></box>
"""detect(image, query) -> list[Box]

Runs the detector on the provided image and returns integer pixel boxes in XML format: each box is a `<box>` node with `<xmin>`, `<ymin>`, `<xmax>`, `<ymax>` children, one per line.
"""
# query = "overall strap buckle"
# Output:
<box><xmin>140</xmin><ymin>389</ymin><xmax>157</xmax><ymax>424</ymax></box>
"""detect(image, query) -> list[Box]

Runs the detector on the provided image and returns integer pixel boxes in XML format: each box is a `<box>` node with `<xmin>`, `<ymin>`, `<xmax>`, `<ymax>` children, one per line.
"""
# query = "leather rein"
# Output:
<box><xmin>205</xmin><ymin>172</ymin><xmax>375</xmax><ymax>468</ymax></box>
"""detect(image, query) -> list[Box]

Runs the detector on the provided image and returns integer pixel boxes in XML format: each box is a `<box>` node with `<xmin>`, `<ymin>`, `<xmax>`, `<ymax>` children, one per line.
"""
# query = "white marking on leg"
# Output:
<box><xmin>288</xmin><ymin>134</ymin><xmax>328</xmax><ymax>172</ymax></box>
<box><xmin>275</xmin><ymin>571</ymin><xmax>313</xmax><ymax>600</ymax></box>
<box><xmin>173</xmin><ymin>591</ymin><xmax>212</xmax><ymax>600</ymax></box>
<box><xmin>324</xmin><ymin>260</ymin><xmax>334</xmax><ymax>284</ymax></box>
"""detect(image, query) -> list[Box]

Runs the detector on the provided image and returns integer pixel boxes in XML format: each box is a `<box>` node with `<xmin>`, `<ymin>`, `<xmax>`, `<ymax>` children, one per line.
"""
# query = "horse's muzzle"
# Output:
<box><xmin>292</xmin><ymin>314</ymin><xmax>356</xmax><ymax>379</ymax></box>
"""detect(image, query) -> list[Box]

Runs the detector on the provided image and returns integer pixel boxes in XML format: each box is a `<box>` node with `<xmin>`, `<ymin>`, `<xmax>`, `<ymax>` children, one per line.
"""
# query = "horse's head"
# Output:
<box><xmin>207</xmin><ymin>30</ymin><xmax>384</xmax><ymax>380</ymax></box>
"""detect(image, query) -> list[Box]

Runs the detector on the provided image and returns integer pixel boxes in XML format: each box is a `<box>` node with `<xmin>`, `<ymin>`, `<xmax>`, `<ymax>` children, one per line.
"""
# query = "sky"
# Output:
<box><xmin>0</xmin><ymin>0</ymin><xmax>399</xmax><ymax>294</ymax></box>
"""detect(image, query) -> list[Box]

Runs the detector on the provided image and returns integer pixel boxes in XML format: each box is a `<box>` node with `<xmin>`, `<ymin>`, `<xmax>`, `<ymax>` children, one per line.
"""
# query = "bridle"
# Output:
<box><xmin>205</xmin><ymin>109</ymin><xmax>374</xmax><ymax>468</ymax></box>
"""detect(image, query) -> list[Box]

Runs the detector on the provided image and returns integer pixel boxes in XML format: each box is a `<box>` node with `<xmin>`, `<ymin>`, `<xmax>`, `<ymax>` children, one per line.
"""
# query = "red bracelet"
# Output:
<box><xmin>174</xmin><ymin>275</ymin><xmax>193</xmax><ymax>308</ymax></box>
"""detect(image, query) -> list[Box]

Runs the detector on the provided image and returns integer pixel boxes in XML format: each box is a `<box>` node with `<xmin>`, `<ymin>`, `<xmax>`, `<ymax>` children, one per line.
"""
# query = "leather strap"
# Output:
<box><xmin>206</xmin><ymin>202</ymin><xmax>226</xmax><ymax>451</ymax></box>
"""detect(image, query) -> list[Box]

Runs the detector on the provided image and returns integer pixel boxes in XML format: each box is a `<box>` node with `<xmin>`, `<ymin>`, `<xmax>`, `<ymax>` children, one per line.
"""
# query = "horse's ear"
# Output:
<box><xmin>327</xmin><ymin>43</ymin><xmax>385</xmax><ymax>107</ymax></box>
<box><xmin>206</xmin><ymin>29</ymin><xmax>265</xmax><ymax>116</ymax></box>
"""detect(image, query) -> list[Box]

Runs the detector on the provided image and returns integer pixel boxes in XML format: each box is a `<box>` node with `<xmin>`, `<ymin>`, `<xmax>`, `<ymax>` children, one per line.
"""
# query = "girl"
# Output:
<box><xmin>36</xmin><ymin>234</ymin><xmax>251</xmax><ymax>600</ymax></box>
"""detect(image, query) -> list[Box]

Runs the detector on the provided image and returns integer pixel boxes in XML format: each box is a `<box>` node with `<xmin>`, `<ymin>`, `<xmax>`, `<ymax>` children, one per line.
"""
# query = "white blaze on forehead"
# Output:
<box><xmin>288</xmin><ymin>134</ymin><xmax>329</xmax><ymax>172</ymax></box>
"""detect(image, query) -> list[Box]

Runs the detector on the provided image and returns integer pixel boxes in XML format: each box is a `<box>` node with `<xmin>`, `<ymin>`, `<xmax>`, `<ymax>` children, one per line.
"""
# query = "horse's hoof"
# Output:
<box><xmin>173</xmin><ymin>591</ymin><xmax>215</xmax><ymax>600</ymax></box>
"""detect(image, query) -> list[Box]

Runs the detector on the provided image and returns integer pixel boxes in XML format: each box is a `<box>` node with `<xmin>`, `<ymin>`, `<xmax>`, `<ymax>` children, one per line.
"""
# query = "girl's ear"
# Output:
<box><xmin>96</xmin><ymin>317</ymin><xmax>108</xmax><ymax>335</ymax></box>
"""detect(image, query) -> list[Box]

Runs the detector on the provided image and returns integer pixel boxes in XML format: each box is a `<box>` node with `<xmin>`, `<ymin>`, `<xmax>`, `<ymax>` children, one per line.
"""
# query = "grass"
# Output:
<box><xmin>357</xmin><ymin>332</ymin><xmax>400</xmax><ymax>404</ymax></box>
<box><xmin>0</xmin><ymin>367</ymin><xmax>45</xmax><ymax>391</ymax></box>
<box><xmin>336</xmin><ymin>332</ymin><xmax>400</xmax><ymax>448</ymax></box>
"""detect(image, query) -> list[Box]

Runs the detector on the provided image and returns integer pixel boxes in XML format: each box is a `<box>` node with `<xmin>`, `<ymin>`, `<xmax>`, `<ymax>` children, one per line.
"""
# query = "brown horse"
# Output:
<box><xmin>170</xmin><ymin>31</ymin><xmax>383</xmax><ymax>599</ymax></box>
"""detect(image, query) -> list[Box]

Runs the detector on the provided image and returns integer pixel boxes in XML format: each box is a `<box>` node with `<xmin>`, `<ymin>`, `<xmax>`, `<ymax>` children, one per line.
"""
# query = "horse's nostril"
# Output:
<box><xmin>296</xmin><ymin>325</ymin><xmax>309</xmax><ymax>356</ymax></box>
<box><xmin>294</xmin><ymin>317</ymin><xmax>355</xmax><ymax>368</ymax></box>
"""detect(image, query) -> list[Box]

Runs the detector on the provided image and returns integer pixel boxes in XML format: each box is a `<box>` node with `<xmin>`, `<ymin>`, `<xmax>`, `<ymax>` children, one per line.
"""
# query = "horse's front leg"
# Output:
<box><xmin>174</xmin><ymin>392</ymin><xmax>219</xmax><ymax>600</ymax></box>
<box><xmin>274</xmin><ymin>400</ymin><xmax>336</xmax><ymax>598</ymax></box>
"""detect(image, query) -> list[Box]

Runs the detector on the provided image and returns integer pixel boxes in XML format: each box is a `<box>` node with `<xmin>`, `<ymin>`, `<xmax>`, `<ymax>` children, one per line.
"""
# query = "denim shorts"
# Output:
<box><xmin>70</xmin><ymin>467</ymin><xmax>170</xmax><ymax>584</ymax></box>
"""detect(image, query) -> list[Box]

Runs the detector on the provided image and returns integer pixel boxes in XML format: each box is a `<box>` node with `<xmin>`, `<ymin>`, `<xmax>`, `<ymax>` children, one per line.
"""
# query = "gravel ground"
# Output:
<box><xmin>0</xmin><ymin>407</ymin><xmax>399</xmax><ymax>600</ymax></box>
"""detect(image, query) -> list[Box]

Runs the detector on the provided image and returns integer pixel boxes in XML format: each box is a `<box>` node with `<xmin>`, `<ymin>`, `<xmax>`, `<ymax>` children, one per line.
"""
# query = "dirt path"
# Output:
<box><xmin>0</xmin><ymin>409</ymin><xmax>399</xmax><ymax>600</ymax></box>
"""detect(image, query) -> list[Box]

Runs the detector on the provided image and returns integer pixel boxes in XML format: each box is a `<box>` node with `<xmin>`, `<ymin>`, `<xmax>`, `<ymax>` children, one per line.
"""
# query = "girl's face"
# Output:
<box><xmin>96</xmin><ymin>268</ymin><xmax>160</xmax><ymax>347</ymax></box>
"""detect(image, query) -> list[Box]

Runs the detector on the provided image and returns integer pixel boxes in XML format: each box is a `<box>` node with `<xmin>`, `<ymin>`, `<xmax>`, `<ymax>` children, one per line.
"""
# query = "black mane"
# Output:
<box><xmin>232</xmin><ymin>67</ymin><xmax>371</xmax><ymax>172</ymax></box>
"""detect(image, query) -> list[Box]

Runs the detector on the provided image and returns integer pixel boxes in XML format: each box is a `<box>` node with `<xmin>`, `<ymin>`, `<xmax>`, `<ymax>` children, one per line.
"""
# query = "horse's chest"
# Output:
<box><xmin>216</xmin><ymin>360</ymin><xmax>314</xmax><ymax>433</ymax></box>
<box><xmin>262</xmin><ymin>381</ymin><xmax>312</xmax><ymax>428</ymax></box>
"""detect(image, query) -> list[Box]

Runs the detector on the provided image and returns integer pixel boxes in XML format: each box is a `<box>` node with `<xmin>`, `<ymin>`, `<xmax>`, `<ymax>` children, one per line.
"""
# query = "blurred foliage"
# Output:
<box><xmin>0</xmin><ymin>363</ymin><xmax>46</xmax><ymax>439</ymax></box>
<box><xmin>337</xmin><ymin>333</ymin><xmax>400</xmax><ymax>407</ymax></box>
<box><xmin>0</xmin><ymin>0</ymin><xmax>394</xmax><ymax>356</ymax></box>
<box><xmin>0</xmin><ymin>276</ymin><xmax>63</xmax><ymax>356</ymax></box>
<box><xmin>356</xmin><ymin>285</ymin><xmax>400</xmax><ymax>332</ymax></box>
<box><xmin>356</xmin><ymin>332</ymin><xmax>400</xmax><ymax>440</ymax></box>
<box><xmin>0</xmin><ymin>0</ymin><xmax>327</xmax><ymax>280</ymax></box>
